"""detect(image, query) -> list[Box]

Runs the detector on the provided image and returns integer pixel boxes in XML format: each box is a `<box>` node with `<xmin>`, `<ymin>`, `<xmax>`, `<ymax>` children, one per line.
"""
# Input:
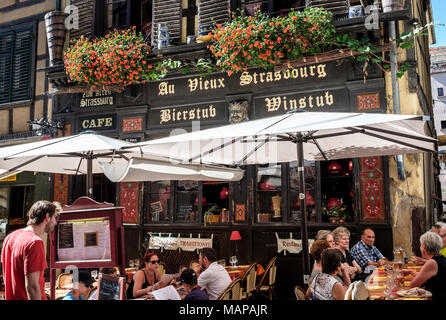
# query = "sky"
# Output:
<box><xmin>431</xmin><ymin>0</ymin><xmax>446</xmax><ymax>47</ymax></box>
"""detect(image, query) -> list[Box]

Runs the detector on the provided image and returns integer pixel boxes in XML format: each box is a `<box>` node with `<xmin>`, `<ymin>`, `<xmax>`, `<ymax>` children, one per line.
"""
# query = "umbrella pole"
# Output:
<box><xmin>296</xmin><ymin>134</ymin><xmax>310</xmax><ymax>283</ymax></box>
<box><xmin>87</xmin><ymin>157</ymin><xmax>93</xmax><ymax>198</ymax></box>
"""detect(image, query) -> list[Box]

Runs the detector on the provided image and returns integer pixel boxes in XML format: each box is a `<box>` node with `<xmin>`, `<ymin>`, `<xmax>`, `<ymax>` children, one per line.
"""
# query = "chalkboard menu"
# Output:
<box><xmin>58</xmin><ymin>223</ymin><xmax>74</xmax><ymax>249</ymax></box>
<box><xmin>97</xmin><ymin>274</ymin><xmax>125</xmax><ymax>300</ymax></box>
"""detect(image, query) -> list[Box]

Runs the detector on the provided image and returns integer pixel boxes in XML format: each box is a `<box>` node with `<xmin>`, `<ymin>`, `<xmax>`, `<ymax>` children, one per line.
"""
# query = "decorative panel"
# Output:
<box><xmin>122</xmin><ymin>117</ymin><xmax>143</xmax><ymax>132</ymax></box>
<box><xmin>120</xmin><ymin>182</ymin><xmax>140</xmax><ymax>224</ymax></box>
<box><xmin>53</xmin><ymin>124</ymin><xmax>71</xmax><ymax>206</ymax></box>
<box><xmin>356</xmin><ymin>93</ymin><xmax>380</xmax><ymax>111</ymax></box>
<box><xmin>359</xmin><ymin>156</ymin><xmax>386</xmax><ymax>223</ymax></box>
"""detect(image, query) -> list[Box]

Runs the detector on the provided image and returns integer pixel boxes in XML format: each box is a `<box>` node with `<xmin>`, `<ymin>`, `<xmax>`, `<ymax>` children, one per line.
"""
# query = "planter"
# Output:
<box><xmin>381</xmin><ymin>0</ymin><xmax>406</xmax><ymax>13</ymax></box>
<box><xmin>204</xmin><ymin>214</ymin><xmax>221</xmax><ymax>224</ymax></box>
<box><xmin>44</xmin><ymin>11</ymin><xmax>68</xmax><ymax>66</ymax></box>
<box><xmin>329</xmin><ymin>217</ymin><xmax>345</xmax><ymax>224</ymax></box>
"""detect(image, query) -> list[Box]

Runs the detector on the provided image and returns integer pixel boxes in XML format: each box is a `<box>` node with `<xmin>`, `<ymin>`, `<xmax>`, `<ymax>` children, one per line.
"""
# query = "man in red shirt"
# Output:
<box><xmin>1</xmin><ymin>200</ymin><xmax>59</xmax><ymax>300</ymax></box>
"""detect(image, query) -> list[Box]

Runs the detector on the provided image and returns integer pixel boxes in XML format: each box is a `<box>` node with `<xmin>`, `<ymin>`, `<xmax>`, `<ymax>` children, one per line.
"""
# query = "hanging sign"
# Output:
<box><xmin>148</xmin><ymin>234</ymin><xmax>213</xmax><ymax>251</ymax></box>
<box><xmin>275</xmin><ymin>232</ymin><xmax>314</xmax><ymax>255</ymax></box>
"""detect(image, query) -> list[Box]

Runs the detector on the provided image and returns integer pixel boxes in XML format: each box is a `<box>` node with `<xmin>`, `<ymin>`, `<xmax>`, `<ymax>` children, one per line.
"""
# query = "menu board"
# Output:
<box><xmin>57</xmin><ymin>218</ymin><xmax>111</xmax><ymax>262</ymax></box>
<box><xmin>97</xmin><ymin>274</ymin><xmax>125</xmax><ymax>300</ymax></box>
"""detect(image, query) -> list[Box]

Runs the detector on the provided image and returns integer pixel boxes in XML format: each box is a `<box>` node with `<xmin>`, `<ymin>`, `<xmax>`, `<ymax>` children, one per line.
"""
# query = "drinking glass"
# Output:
<box><xmin>384</xmin><ymin>271</ymin><xmax>396</xmax><ymax>299</ymax></box>
<box><xmin>91</xmin><ymin>269</ymin><xmax>98</xmax><ymax>279</ymax></box>
<box><xmin>229</xmin><ymin>256</ymin><xmax>238</xmax><ymax>267</ymax></box>
<box><xmin>129</xmin><ymin>259</ymin><xmax>135</xmax><ymax>268</ymax></box>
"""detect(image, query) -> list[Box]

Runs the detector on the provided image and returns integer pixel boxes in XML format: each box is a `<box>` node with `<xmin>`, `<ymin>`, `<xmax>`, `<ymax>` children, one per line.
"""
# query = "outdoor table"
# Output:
<box><xmin>366</xmin><ymin>263</ymin><xmax>425</xmax><ymax>300</ymax></box>
<box><xmin>224</xmin><ymin>263</ymin><xmax>265</xmax><ymax>281</ymax></box>
<box><xmin>125</xmin><ymin>267</ymin><xmax>138</xmax><ymax>283</ymax></box>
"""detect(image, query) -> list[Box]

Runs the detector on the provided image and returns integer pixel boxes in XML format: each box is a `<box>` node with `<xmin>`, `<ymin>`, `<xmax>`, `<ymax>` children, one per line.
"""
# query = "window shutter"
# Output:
<box><xmin>152</xmin><ymin>0</ymin><xmax>182</xmax><ymax>47</ymax></box>
<box><xmin>0</xmin><ymin>33</ymin><xmax>13</xmax><ymax>104</ymax></box>
<box><xmin>11</xmin><ymin>29</ymin><xmax>32</xmax><ymax>102</ymax></box>
<box><xmin>198</xmin><ymin>0</ymin><xmax>230</xmax><ymax>28</ymax></box>
<box><xmin>69</xmin><ymin>0</ymin><xmax>94</xmax><ymax>40</ymax></box>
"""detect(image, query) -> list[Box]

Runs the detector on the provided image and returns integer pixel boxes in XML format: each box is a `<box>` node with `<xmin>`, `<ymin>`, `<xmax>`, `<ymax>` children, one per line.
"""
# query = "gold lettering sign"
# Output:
<box><xmin>80</xmin><ymin>90</ymin><xmax>114</xmax><ymax>107</ymax></box>
<box><xmin>159</xmin><ymin>105</ymin><xmax>217</xmax><ymax>124</ymax></box>
<box><xmin>265</xmin><ymin>91</ymin><xmax>334</xmax><ymax>113</ymax></box>
<box><xmin>81</xmin><ymin>117</ymin><xmax>114</xmax><ymax>129</ymax></box>
<box><xmin>239</xmin><ymin>64</ymin><xmax>327</xmax><ymax>86</ymax></box>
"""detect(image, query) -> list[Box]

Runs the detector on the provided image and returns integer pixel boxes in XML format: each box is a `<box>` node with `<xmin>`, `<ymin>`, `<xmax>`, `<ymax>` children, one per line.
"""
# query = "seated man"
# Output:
<box><xmin>180</xmin><ymin>268</ymin><xmax>209</xmax><ymax>300</ymax></box>
<box><xmin>197</xmin><ymin>247</ymin><xmax>232</xmax><ymax>300</ymax></box>
<box><xmin>350</xmin><ymin>228</ymin><xmax>387</xmax><ymax>272</ymax></box>
<box><xmin>62</xmin><ymin>271</ymin><xmax>95</xmax><ymax>300</ymax></box>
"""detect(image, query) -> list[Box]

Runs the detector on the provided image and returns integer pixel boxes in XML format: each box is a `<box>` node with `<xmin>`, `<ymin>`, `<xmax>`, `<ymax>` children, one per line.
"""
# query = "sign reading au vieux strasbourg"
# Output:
<box><xmin>148</xmin><ymin>59</ymin><xmax>353</xmax><ymax>124</ymax></box>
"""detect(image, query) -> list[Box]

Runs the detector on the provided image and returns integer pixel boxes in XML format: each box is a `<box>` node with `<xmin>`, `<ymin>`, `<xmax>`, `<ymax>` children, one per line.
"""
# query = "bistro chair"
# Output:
<box><xmin>255</xmin><ymin>256</ymin><xmax>277</xmax><ymax>300</ymax></box>
<box><xmin>56</xmin><ymin>273</ymin><xmax>73</xmax><ymax>290</ymax></box>
<box><xmin>217</xmin><ymin>283</ymin><xmax>232</xmax><ymax>300</ymax></box>
<box><xmin>189</xmin><ymin>260</ymin><xmax>200</xmax><ymax>269</ymax></box>
<box><xmin>230</xmin><ymin>278</ymin><xmax>242</xmax><ymax>300</ymax></box>
<box><xmin>240</xmin><ymin>263</ymin><xmax>257</xmax><ymax>300</ymax></box>
<box><xmin>158</xmin><ymin>262</ymin><xmax>166</xmax><ymax>278</ymax></box>
<box><xmin>179</xmin><ymin>265</ymin><xmax>188</xmax><ymax>273</ymax></box>
<box><xmin>294</xmin><ymin>285</ymin><xmax>307</xmax><ymax>300</ymax></box>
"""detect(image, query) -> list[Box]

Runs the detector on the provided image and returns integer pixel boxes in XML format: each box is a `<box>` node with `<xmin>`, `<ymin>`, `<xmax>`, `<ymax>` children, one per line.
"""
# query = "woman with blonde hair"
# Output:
<box><xmin>332</xmin><ymin>227</ymin><xmax>362</xmax><ymax>280</ymax></box>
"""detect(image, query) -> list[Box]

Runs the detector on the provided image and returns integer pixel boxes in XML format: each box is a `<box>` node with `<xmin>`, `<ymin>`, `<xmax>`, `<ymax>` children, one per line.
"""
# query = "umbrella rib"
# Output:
<box><xmin>358</xmin><ymin>125</ymin><xmax>437</xmax><ymax>143</ymax></box>
<box><xmin>237</xmin><ymin>137</ymin><xmax>270</xmax><ymax>165</ymax></box>
<box><xmin>3</xmin><ymin>155</ymin><xmax>46</xmax><ymax>172</ymax></box>
<box><xmin>358</xmin><ymin>130</ymin><xmax>435</xmax><ymax>153</ymax></box>
<box><xmin>188</xmin><ymin>137</ymin><xmax>245</xmax><ymax>163</ymax></box>
<box><xmin>312</xmin><ymin>138</ymin><xmax>328</xmax><ymax>161</ymax></box>
<box><xmin>304</xmin><ymin>128</ymin><xmax>364</xmax><ymax>141</ymax></box>
<box><xmin>75</xmin><ymin>157</ymin><xmax>83</xmax><ymax>176</ymax></box>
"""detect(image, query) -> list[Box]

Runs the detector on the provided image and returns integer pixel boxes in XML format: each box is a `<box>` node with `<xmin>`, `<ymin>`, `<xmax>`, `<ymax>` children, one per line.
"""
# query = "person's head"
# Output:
<box><xmin>431</xmin><ymin>221</ymin><xmax>446</xmax><ymax>235</ymax></box>
<box><xmin>316</xmin><ymin>230</ymin><xmax>335</xmax><ymax>248</ymax></box>
<box><xmin>199</xmin><ymin>247</ymin><xmax>217</xmax><ymax>269</ymax></box>
<box><xmin>73</xmin><ymin>271</ymin><xmax>95</xmax><ymax>296</ymax></box>
<box><xmin>361</xmin><ymin>228</ymin><xmax>376</xmax><ymax>247</ymax></box>
<box><xmin>27</xmin><ymin>200</ymin><xmax>58</xmax><ymax>233</ymax></box>
<box><xmin>310</xmin><ymin>240</ymin><xmax>331</xmax><ymax>263</ymax></box>
<box><xmin>420</xmin><ymin>231</ymin><xmax>443</xmax><ymax>258</ymax></box>
<box><xmin>143</xmin><ymin>252</ymin><xmax>160</xmax><ymax>272</ymax></box>
<box><xmin>180</xmin><ymin>268</ymin><xmax>198</xmax><ymax>293</ymax></box>
<box><xmin>321</xmin><ymin>249</ymin><xmax>343</xmax><ymax>275</ymax></box>
<box><xmin>332</xmin><ymin>226</ymin><xmax>351</xmax><ymax>249</ymax></box>
<box><xmin>100</xmin><ymin>267</ymin><xmax>118</xmax><ymax>277</ymax></box>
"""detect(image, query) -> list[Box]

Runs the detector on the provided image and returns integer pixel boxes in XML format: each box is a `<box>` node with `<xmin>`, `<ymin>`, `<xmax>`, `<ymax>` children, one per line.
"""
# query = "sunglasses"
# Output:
<box><xmin>149</xmin><ymin>260</ymin><xmax>160</xmax><ymax>264</ymax></box>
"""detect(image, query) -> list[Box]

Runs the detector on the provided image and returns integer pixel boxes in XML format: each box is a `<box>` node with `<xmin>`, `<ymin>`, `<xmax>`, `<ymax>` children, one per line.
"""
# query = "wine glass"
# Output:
<box><xmin>91</xmin><ymin>269</ymin><xmax>98</xmax><ymax>279</ymax></box>
<box><xmin>384</xmin><ymin>271</ymin><xmax>397</xmax><ymax>299</ymax></box>
<box><xmin>229</xmin><ymin>256</ymin><xmax>238</xmax><ymax>267</ymax></box>
<box><xmin>129</xmin><ymin>259</ymin><xmax>135</xmax><ymax>269</ymax></box>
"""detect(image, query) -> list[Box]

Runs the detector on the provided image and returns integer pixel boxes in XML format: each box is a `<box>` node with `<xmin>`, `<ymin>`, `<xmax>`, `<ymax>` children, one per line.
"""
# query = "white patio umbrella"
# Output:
<box><xmin>0</xmin><ymin>131</ymin><xmax>244</xmax><ymax>198</ymax></box>
<box><xmin>124</xmin><ymin>111</ymin><xmax>437</xmax><ymax>277</ymax></box>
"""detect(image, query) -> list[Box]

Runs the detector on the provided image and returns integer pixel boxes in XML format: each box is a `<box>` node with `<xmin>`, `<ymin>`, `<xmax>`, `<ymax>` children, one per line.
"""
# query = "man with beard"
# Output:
<box><xmin>197</xmin><ymin>247</ymin><xmax>231</xmax><ymax>300</ymax></box>
<box><xmin>1</xmin><ymin>200</ymin><xmax>58</xmax><ymax>300</ymax></box>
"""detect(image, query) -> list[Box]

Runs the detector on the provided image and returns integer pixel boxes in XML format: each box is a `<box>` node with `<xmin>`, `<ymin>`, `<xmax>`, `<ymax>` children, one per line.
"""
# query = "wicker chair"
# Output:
<box><xmin>255</xmin><ymin>256</ymin><xmax>277</xmax><ymax>300</ymax></box>
<box><xmin>240</xmin><ymin>263</ymin><xmax>257</xmax><ymax>300</ymax></box>
<box><xmin>56</xmin><ymin>273</ymin><xmax>73</xmax><ymax>290</ymax></box>
<box><xmin>294</xmin><ymin>285</ymin><xmax>307</xmax><ymax>300</ymax></box>
<box><xmin>158</xmin><ymin>262</ymin><xmax>166</xmax><ymax>278</ymax></box>
<box><xmin>230</xmin><ymin>278</ymin><xmax>242</xmax><ymax>300</ymax></box>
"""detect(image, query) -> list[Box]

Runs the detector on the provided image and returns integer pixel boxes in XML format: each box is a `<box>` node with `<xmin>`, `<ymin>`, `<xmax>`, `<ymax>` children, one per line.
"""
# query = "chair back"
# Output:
<box><xmin>179</xmin><ymin>265</ymin><xmax>188</xmax><ymax>273</ymax></box>
<box><xmin>158</xmin><ymin>262</ymin><xmax>166</xmax><ymax>278</ymax></box>
<box><xmin>256</xmin><ymin>256</ymin><xmax>277</xmax><ymax>292</ymax></box>
<box><xmin>242</xmin><ymin>263</ymin><xmax>257</xmax><ymax>296</ymax></box>
<box><xmin>268</xmin><ymin>265</ymin><xmax>277</xmax><ymax>285</ymax></box>
<box><xmin>230</xmin><ymin>278</ymin><xmax>242</xmax><ymax>300</ymax></box>
<box><xmin>189</xmin><ymin>260</ymin><xmax>200</xmax><ymax>269</ymax></box>
<box><xmin>56</xmin><ymin>273</ymin><xmax>73</xmax><ymax>290</ymax></box>
<box><xmin>294</xmin><ymin>285</ymin><xmax>306</xmax><ymax>300</ymax></box>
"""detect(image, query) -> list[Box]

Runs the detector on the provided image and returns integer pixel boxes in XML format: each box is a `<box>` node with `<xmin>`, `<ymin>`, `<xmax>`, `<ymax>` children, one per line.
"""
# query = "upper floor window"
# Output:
<box><xmin>438</xmin><ymin>87</ymin><xmax>444</xmax><ymax>97</ymax></box>
<box><xmin>0</xmin><ymin>28</ymin><xmax>32</xmax><ymax>104</ymax></box>
<box><xmin>105</xmin><ymin>0</ymin><xmax>128</xmax><ymax>31</ymax></box>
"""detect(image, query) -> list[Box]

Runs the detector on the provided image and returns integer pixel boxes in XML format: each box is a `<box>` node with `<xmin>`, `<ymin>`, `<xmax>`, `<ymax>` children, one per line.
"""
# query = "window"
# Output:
<box><xmin>256</xmin><ymin>164</ymin><xmax>283</xmax><ymax>223</ymax></box>
<box><xmin>175</xmin><ymin>180</ymin><xmax>199</xmax><ymax>223</ymax></box>
<box><xmin>146</xmin><ymin>181</ymin><xmax>171</xmax><ymax>223</ymax></box>
<box><xmin>289</xmin><ymin>161</ymin><xmax>317</xmax><ymax>223</ymax></box>
<box><xmin>438</xmin><ymin>87</ymin><xmax>444</xmax><ymax>97</ymax></box>
<box><xmin>442</xmin><ymin>120</ymin><xmax>446</xmax><ymax>130</ymax></box>
<box><xmin>244</xmin><ymin>0</ymin><xmax>305</xmax><ymax>17</ymax></box>
<box><xmin>105</xmin><ymin>0</ymin><xmax>128</xmax><ymax>31</ymax></box>
<box><xmin>0</xmin><ymin>28</ymin><xmax>32</xmax><ymax>104</ymax></box>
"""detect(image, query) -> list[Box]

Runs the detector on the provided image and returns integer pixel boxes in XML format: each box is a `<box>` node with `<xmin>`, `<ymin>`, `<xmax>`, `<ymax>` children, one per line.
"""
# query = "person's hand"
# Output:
<box><xmin>378</xmin><ymin>258</ymin><xmax>386</xmax><ymax>266</ymax></box>
<box><xmin>400</xmin><ymin>269</ymin><xmax>416</xmax><ymax>277</ymax></box>
<box><xmin>411</xmin><ymin>256</ymin><xmax>425</xmax><ymax>265</ymax></box>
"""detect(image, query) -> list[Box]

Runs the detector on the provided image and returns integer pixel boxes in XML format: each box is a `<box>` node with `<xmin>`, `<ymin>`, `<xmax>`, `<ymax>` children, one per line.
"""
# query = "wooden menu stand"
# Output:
<box><xmin>49</xmin><ymin>197</ymin><xmax>126</xmax><ymax>300</ymax></box>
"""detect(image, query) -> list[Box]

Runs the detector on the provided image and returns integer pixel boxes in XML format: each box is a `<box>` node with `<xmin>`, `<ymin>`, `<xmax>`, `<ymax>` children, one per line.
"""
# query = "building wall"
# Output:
<box><xmin>386</xmin><ymin>0</ymin><xmax>435</xmax><ymax>255</ymax></box>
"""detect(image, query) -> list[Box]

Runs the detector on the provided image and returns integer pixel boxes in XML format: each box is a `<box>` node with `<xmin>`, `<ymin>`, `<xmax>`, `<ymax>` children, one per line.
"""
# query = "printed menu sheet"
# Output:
<box><xmin>57</xmin><ymin>218</ymin><xmax>111</xmax><ymax>262</ymax></box>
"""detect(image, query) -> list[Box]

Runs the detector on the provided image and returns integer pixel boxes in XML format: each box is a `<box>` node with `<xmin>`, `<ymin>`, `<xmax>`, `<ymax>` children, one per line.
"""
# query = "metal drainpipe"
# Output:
<box><xmin>55</xmin><ymin>0</ymin><xmax>61</xmax><ymax>11</ymax></box>
<box><xmin>390</xmin><ymin>20</ymin><xmax>406</xmax><ymax>181</ymax></box>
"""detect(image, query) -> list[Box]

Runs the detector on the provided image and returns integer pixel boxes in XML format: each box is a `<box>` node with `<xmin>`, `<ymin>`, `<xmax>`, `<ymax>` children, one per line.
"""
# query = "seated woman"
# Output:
<box><xmin>306</xmin><ymin>248</ymin><xmax>350</xmax><ymax>300</ymax></box>
<box><xmin>309</xmin><ymin>240</ymin><xmax>331</xmax><ymax>284</ymax></box>
<box><xmin>315</xmin><ymin>229</ymin><xmax>335</xmax><ymax>248</ymax></box>
<box><xmin>332</xmin><ymin>227</ymin><xmax>362</xmax><ymax>280</ymax></box>
<box><xmin>401</xmin><ymin>231</ymin><xmax>446</xmax><ymax>301</ymax></box>
<box><xmin>126</xmin><ymin>252</ymin><xmax>163</xmax><ymax>299</ymax></box>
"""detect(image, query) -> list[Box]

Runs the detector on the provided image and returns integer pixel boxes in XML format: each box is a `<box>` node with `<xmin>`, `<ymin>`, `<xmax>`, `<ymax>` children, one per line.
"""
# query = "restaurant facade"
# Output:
<box><xmin>43</xmin><ymin>0</ymin><xmax>439</xmax><ymax>299</ymax></box>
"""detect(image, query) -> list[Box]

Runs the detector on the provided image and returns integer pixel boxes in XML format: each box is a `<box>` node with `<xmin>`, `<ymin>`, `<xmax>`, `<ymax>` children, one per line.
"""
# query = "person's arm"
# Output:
<box><xmin>305</xmin><ymin>284</ymin><xmax>312</xmax><ymax>300</ymax></box>
<box><xmin>352</xmin><ymin>260</ymin><xmax>362</xmax><ymax>274</ymax></box>
<box><xmin>409</xmin><ymin>259</ymin><xmax>438</xmax><ymax>288</ymax></box>
<box><xmin>332</xmin><ymin>282</ymin><xmax>346</xmax><ymax>300</ymax></box>
<box><xmin>132</xmin><ymin>270</ymin><xmax>152</xmax><ymax>298</ymax></box>
<box><xmin>340</xmin><ymin>264</ymin><xmax>351</xmax><ymax>288</ymax></box>
<box><xmin>25</xmin><ymin>271</ymin><xmax>42</xmax><ymax>300</ymax></box>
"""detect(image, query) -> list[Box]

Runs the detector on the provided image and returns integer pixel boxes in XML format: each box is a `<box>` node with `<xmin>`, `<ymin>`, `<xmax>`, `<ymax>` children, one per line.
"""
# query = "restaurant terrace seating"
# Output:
<box><xmin>230</xmin><ymin>278</ymin><xmax>242</xmax><ymax>300</ymax></box>
<box><xmin>217</xmin><ymin>283</ymin><xmax>232</xmax><ymax>300</ymax></box>
<box><xmin>255</xmin><ymin>256</ymin><xmax>277</xmax><ymax>300</ymax></box>
<box><xmin>159</xmin><ymin>262</ymin><xmax>166</xmax><ymax>278</ymax></box>
<box><xmin>240</xmin><ymin>263</ymin><xmax>257</xmax><ymax>300</ymax></box>
<box><xmin>56</xmin><ymin>273</ymin><xmax>72</xmax><ymax>290</ymax></box>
